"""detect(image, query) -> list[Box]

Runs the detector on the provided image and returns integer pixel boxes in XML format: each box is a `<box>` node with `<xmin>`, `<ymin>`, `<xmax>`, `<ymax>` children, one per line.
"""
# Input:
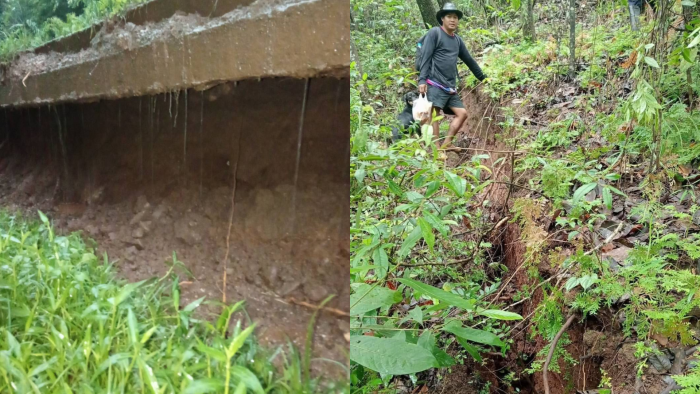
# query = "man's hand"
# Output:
<box><xmin>419</xmin><ymin>84</ymin><xmax>427</xmax><ymax>94</ymax></box>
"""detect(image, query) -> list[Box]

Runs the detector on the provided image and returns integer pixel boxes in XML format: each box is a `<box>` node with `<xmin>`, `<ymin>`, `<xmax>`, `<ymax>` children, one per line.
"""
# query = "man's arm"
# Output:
<box><xmin>418</xmin><ymin>28</ymin><xmax>438</xmax><ymax>90</ymax></box>
<box><xmin>458</xmin><ymin>39</ymin><xmax>487</xmax><ymax>81</ymax></box>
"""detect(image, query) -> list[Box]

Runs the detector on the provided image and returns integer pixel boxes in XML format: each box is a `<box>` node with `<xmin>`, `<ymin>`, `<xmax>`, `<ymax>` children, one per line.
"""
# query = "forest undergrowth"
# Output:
<box><xmin>351</xmin><ymin>0</ymin><xmax>700</xmax><ymax>392</ymax></box>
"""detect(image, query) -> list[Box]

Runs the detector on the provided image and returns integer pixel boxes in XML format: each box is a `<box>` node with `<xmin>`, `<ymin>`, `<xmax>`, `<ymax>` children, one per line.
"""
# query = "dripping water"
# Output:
<box><xmin>150</xmin><ymin>96</ymin><xmax>156</xmax><ymax>187</ymax></box>
<box><xmin>1</xmin><ymin>109</ymin><xmax>9</xmax><ymax>150</ymax></box>
<box><xmin>183</xmin><ymin>89</ymin><xmax>188</xmax><ymax>186</ymax></box>
<box><xmin>81</xmin><ymin>107</ymin><xmax>92</xmax><ymax>203</ymax></box>
<box><xmin>173</xmin><ymin>90</ymin><xmax>180</xmax><ymax>127</ymax></box>
<box><xmin>139</xmin><ymin>97</ymin><xmax>143</xmax><ymax>181</ymax></box>
<box><xmin>290</xmin><ymin>79</ymin><xmax>310</xmax><ymax>236</ymax></box>
<box><xmin>53</xmin><ymin>105</ymin><xmax>69</xmax><ymax>201</ymax></box>
<box><xmin>199</xmin><ymin>90</ymin><xmax>204</xmax><ymax>200</ymax></box>
<box><xmin>335</xmin><ymin>79</ymin><xmax>347</xmax><ymax>241</ymax></box>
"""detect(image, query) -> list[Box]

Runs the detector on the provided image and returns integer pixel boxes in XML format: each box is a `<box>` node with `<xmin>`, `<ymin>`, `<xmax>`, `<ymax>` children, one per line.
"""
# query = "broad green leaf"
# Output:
<box><xmin>0</xmin><ymin>279</ymin><xmax>13</xmax><ymax>290</ymax></box>
<box><xmin>350</xmin><ymin>265</ymin><xmax>378</xmax><ymax>274</ymax></box>
<box><xmin>579</xmin><ymin>274</ymin><xmax>598</xmax><ymax>290</ymax></box>
<box><xmin>607</xmin><ymin>184</ymin><xmax>626</xmax><ymax>196</ymax></box>
<box><xmin>230</xmin><ymin>366</ymin><xmax>264</xmax><ymax>394</ymax></box>
<box><xmin>423</xmin><ymin>211</ymin><xmax>448</xmax><ymax>236</ymax></box>
<box><xmin>196</xmin><ymin>342</ymin><xmax>227</xmax><ymax>362</ymax></box>
<box><xmin>141</xmin><ymin>326</ymin><xmax>158</xmax><ymax>344</ymax></box>
<box><xmin>173</xmin><ymin>279</ymin><xmax>180</xmax><ymax>310</ymax></box>
<box><xmin>417</xmin><ymin>330</ymin><xmax>435</xmax><ymax>351</ymax></box>
<box><xmin>387</xmin><ymin>179</ymin><xmax>404</xmax><ymax>197</ymax></box>
<box><xmin>565</xmin><ymin>277</ymin><xmax>579</xmax><ymax>291</ymax></box>
<box><xmin>227</xmin><ymin>324</ymin><xmax>256</xmax><ymax>359</ymax></box>
<box><xmin>111</xmin><ymin>280</ymin><xmax>146</xmax><ymax>307</ymax></box>
<box><xmin>397</xmin><ymin>278</ymin><xmax>474</xmax><ymax>311</ymax></box>
<box><xmin>127</xmin><ymin>308</ymin><xmax>139</xmax><ymax>345</ymax></box>
<box><xmin>398</xmin><ymin>226</ymin><xmax>423</xmax><ymax>258</ymax></box>
<box><xmin>417</xmin><ymin>328</ymin><xmax>453</xmax><ymax>366</ymax></box>
<box><xmin>350</xmin><ymin>284</ymin><xmax>399</xmax><ymax>316</ymax></box>
<box><xmin>184</xmin><ymin>379</ymin><xmax>224</xmax><ymax>394</ymax></box>
<box><xmin>455</xmin><ymin>336</ymin><xmax>482</xmax><ymax>362</ymax></box>
<box><xmin>372</xmin><ymin>248</ymin><xmax>389</xmax><ymax>280</ymax></box>
<box><xmin>572</xmin><ymin>182</ymin><xmax>597</xmax><ymax>204</ymax></box>
<box><xmin>355</xmin><ymin>167</ymin><xmax>366</xmax><ymax>184</ymax></box>
<box><xmin>92</xmin><ymin>353</ymin><xmax>130</xmax><ymax>381</ymax></box>
<box><xmin>350</xmin><ymin>335</ymin><xmax>437</xmax><ymax>375</ymax></box>
<box><xmin>137</xmin><ymin>359</ymin><xmax>160</xmax><ymax>393</ymax></box>
<box><xmin>8</xmin><ymin>303</ymin><xmax>29</xmax><ymax>318</ymax></box>
<box><xmin>433</xmin><ymin>347</ymin><xmax>456</xmax><ymax>367</ymax></box>
<box><xmin>38</xmin><ymin>210</ymin><xmax>49</xmax><ymax>226</ymax></box>
<box><xmin>183</xmin><ymin>297</ymin><xmax>206</xmax><ymax>313</ymax></box>
<box><xmin>406</xmin><ymin>191</ymin><xmax>424</xmax><ymax>203</ymax></box>
<box><xmin>425</xmin><ymin>181</ymin><xmax>440</xmax><ymax>198</ymax></box>
<box><xmin>394</xmin><ymin>204</ymin><xmax>414</xmax><ymax>213</ymax></box>
<box><xmin>409</xmin><ymin>307</ymin><xmax>423</xmax><ymax>324</ymax></box>
<box><xmin>644</xmin><ymin>56</ymin><xmax>660</xmax><ymax>68</ymax></box>
<box><xmin>478</xmin><ymin>309</ymin><xmax>523</xmax><ymax>321</ymax></box>
<box><xmin>6</xmin><ymin>331</ymin><xmax>20</xmax><ymax>357</ymax></box>
<box><xmin>603</xmin><ymin>187</ymin><xmax>613</xmax><ymax>210</ymax></box>
<box><xmin>29</xmin><ymin>356</ymin><xmax>56</xmax><ymax>377</ymax></box>
<box><xmin>444</xmin><ymin>171</ymin><xmax>466</xmax><ymax>197</ymax></box>
<box><xmin>443</xmin><ymin>321</ymin><xmax>505</xmax><ymax>348</ymax></box>
<box><xmin>234</xmin><ymin>383</ymin><xmax>246</xmax><ymax>394</ymax></box>
<box><xmin>417</xmin><ymin>218</ymin><xmax>435</xmax><ymax>252</ymax></box>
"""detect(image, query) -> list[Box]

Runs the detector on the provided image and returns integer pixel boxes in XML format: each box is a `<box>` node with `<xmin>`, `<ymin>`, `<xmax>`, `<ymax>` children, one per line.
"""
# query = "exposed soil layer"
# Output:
<box><xmin>0</xmin><ymin>0</ymin><xmax>349</xmax><ymax>107</ymax></box>
<box><xmin>0</xmin><ymin>76</ymin><xmax>350</xmax><ymax>377</ymax></box>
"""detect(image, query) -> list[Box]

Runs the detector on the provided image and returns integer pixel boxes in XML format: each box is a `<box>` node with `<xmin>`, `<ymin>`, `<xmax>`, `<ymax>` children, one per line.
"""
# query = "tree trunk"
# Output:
<box><xmin>568</xmin><ymin>0</ymin><xmax>576</xmax><ymax>79</ymax></box>
<box><xmin>523</xmin><ymin>0</ymin><xmax>536</xmax><ymax>41</ymax></box>
<box><xmin>416</xmin><ymin>0</ymin><xmax>438</xmax><ymax>28</ymax></box>
<box><xmin>683</xmin><ymin>2</ymin><xmax>694</xmax><ymax>109</ymax></box>
<box><xmin>350</xmin><ymin>37</ymin><xmax>368</xmax><ymax>96</ymax></box>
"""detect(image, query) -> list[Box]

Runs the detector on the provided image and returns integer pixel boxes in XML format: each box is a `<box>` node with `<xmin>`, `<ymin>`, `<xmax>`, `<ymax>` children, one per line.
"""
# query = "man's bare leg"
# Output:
<box><xmin>432</xmin><ymin>121</ymin><xmax>440</xmax><ymax>147</ymax></box>
<box><xmin>429</xmin><ymin>106</ymin><xmax>441</xmax><ymax>147</ymax></box>
<box><xmin>442</xmin><ymin>107</ymin><xmax>468</xmax><ymax>149</ymax></box>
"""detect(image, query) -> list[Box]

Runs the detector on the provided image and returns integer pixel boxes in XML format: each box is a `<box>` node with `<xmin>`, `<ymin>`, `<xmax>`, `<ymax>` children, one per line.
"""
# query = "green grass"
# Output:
<box><xmin>0</xmin><ymin>210</ymin><xmax>346</xmax><ymax>393</ymax></box>
<box><xmin>0</xmin><ymin>0</ymin><xmax>146</xmax><ymax>61</ymax></box>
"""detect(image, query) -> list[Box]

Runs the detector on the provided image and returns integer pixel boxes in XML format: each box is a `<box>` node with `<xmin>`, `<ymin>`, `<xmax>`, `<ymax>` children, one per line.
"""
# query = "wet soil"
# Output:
<box><xmin>0</xmin><ymin>76</ymin><xmax>350</xmax><ymax>378</ymax></box>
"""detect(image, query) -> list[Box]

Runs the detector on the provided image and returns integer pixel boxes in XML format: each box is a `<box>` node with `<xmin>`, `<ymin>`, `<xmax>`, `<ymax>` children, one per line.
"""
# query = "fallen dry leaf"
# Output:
<box><xmin>602</xmin><ymin>246</ymin><xmax>632</xmax><ymax>264</ymax></box>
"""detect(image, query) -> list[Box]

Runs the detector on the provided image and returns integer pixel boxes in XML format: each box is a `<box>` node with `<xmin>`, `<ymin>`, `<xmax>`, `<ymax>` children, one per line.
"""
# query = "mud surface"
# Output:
<box><xmin>0</xmin><ymin>76</ymin><xmax>350</xmax><ymax>377</ymax></box>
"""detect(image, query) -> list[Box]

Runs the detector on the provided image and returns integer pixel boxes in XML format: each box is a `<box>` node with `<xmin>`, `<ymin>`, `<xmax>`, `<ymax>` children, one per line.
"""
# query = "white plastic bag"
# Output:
<box><xmin>412</xmin><ymin>93</ymin><xmax>432</xmax><ymax>123</ymax></box>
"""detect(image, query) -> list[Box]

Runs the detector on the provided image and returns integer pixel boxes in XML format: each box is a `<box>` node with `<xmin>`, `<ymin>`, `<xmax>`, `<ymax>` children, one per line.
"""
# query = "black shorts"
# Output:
<box><xmin>427</xmin><ymin>85</ymin><xmax>464</xmax><ymax>113</ymax></box>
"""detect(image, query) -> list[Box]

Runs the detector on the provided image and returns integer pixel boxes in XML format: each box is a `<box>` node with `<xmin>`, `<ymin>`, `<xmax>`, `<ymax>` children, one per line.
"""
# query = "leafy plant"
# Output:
<box><xmin>0</xmin><ymin>210</ymin><xmax>345</xmax><ymax>393</ymax></box>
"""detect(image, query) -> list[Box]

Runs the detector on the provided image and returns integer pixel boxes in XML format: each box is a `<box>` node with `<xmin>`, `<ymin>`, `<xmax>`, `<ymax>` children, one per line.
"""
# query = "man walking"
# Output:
<box><xmin>418</xmin><ymin>2</ymin><xmax>488</xmax><ymax>149</ymax></box>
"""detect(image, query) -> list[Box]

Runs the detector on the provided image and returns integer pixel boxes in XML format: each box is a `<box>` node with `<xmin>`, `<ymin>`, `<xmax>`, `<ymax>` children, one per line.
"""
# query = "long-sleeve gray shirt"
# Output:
<box><xmin>418</xmin><ymin>27</ymin><xmax>486</xmax><ymax>88</ymax></box>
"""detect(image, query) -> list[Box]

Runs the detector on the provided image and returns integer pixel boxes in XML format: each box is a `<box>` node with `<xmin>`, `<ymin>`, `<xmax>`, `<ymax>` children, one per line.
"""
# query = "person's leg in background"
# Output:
<box><xmin>427</xmin><ymin>85</ymin><xmax>448</xmax><ymax>147</ymax></box>
<box><xmin>431</xmin><ymin>116</ymin><xmax>440</xmax><ymax>144</ymax></box>
<box><xmin>629</xmin><ymin>0</ymin><xmax>642</xmax><ymax>31</ymax></box>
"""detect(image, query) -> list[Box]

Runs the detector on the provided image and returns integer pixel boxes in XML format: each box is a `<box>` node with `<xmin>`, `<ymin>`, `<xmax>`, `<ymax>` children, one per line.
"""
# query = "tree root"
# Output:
<box><xmin>543</xmin><ymin>314</ymin><xmax>576</xmax><ymax>394</ymax></box>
